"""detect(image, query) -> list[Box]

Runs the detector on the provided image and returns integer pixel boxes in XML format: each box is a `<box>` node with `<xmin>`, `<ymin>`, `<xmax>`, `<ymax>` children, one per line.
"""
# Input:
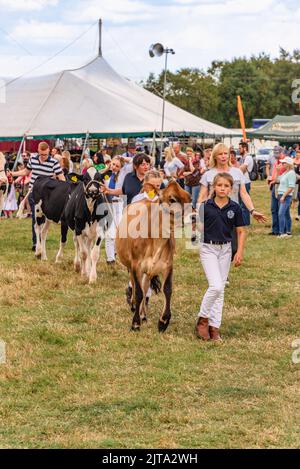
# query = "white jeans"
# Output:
<box><xmin>105</xmin><ymin>200</ymin><xmax>123</xmax><ymax>262</ymax></box>
<box><xmin>198</xmin><ymin>242</ymin><xmax>232</xmax><ymax>328</ymax></box>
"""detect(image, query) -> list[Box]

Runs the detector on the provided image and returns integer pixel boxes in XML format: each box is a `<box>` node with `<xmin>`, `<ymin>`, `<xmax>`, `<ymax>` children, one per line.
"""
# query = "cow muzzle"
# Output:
<box><xmin>85</xmin><ymin>180</ymin><xmax>102</xmax><ymax>199</ymax></box>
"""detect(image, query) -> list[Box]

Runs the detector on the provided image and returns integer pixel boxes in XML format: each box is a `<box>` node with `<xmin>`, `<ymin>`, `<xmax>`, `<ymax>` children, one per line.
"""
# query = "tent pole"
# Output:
<box><xmin>13</xmin><ymin>135</ymin><xmax>26</xmax><ymax>171</ymax></box>
<box><xmin>80</xmin><ymin>132</ymin><xmax>90</xmax><ymax>172</ymax></box>
<box><xmin>98</xmin><ymin>19</ymin><xmax>102</xmax><ymax>57</ymax></box>
<box><xmin>151</xmin><ymin>130</ymin><xmax>156</xmax><ymax>165</ymax></box>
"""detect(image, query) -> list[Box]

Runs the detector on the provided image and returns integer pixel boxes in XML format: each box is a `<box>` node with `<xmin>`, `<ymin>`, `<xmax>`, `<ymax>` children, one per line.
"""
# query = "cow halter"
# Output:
<box><xmin>85</xmin><ymin>179</ymin><xmax>101</xmax><ymax>199</ymax></box>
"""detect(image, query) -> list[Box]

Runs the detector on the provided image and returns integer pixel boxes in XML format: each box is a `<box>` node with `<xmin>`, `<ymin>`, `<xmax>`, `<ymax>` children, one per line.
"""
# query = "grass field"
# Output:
<box><xmin>0</xmin><ymin>181</ymin><xmax>300</xmax><ymax>449</ymax></box>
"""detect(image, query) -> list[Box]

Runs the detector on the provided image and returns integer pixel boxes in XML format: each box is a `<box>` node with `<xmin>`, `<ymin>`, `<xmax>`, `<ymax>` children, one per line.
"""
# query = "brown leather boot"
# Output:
<box><xmin>195</xmin><ymin>317</ymin><xmax>210</xmax><ymax>341</ymax></box>
<box><xmin>209</xmin><ymin>326</ymin><xmax>222</xmax><ymax>342</ymax></box>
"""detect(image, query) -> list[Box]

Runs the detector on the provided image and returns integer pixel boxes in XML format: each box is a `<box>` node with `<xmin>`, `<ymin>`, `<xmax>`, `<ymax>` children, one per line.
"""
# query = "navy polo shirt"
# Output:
<box><xmin>201</xmin><ymin>198</ymin><xmax>245</xmax><ymax>243</ymax></box>
<box><xmin>122</xmin><ymin>171</ymin><xmax>144</xmax><ymax>205</ymax></box>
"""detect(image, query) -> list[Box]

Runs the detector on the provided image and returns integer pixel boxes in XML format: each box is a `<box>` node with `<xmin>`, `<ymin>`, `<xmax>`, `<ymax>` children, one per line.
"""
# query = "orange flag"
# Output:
<box><xmin>237</xmin><ymin>95</ymin><xmax>247</xmax><ymax>142</ymax></box>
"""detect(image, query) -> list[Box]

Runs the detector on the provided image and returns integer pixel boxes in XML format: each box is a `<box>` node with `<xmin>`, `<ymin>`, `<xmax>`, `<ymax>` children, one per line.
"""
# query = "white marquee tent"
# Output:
<box><xmin>0</xmin><ymin>53</ymin><xmax>233</xmax><ymax>141</ymax></box>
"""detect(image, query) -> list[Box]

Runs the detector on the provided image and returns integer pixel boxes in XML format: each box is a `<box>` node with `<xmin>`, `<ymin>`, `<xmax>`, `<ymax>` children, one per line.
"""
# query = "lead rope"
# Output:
<box><xmin>102</xmin><ymin>192</ymin><xmax>119</xmax><ymax>230</ymax></box>
<box><xmin>16</xmin><ymin>188</ymin><xmax>32</xmax><ymax>218</ymax></box>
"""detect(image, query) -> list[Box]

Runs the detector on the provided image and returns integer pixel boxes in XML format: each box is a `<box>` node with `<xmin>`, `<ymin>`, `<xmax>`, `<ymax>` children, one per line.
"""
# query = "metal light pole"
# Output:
<box><xmin>149</xmin><ymin>43</ymin><xmax>175</xmax><ymax>165</ymax></box>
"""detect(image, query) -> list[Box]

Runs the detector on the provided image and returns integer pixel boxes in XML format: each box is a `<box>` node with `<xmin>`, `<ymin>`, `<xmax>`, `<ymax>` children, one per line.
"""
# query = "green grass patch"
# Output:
<box><xmin>0</xmin><ymin>181</ymin><xmax>300</xmax><ymax>448</ymax></box>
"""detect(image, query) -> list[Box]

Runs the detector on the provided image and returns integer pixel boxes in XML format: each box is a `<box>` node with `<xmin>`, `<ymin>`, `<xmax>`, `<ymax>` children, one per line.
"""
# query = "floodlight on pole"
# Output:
<box><xmin>149</xmin><ymin>43</ymin><xmax>175</xmax><ymax>164</ymax></box>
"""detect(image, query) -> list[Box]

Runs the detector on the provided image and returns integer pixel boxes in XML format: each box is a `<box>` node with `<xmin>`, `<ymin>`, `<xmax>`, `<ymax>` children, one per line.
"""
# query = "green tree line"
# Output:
<box><xmin>142</xmin><ymin>49</ymin><xmax>300</xmax><ymax>128</ymax></box>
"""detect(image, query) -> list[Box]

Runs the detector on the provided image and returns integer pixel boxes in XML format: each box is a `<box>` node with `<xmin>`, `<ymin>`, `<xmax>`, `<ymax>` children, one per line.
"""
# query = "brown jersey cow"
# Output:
<box><xmin>116</xmin><ymin>180</ymin><xmax>191</xmax><ymax>332</ymax></box>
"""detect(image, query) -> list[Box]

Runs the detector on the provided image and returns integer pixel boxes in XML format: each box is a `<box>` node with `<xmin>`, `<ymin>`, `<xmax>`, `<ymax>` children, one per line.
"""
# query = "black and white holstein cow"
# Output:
<box><xmin>33</xmin><ymin>172</ymin><xmax>82</xmax><ymax>263</ymax></box>
<box><xmin>62</xmin><ymin>167</ymin><xmax>111</xmax><ymax>283</ymax></box>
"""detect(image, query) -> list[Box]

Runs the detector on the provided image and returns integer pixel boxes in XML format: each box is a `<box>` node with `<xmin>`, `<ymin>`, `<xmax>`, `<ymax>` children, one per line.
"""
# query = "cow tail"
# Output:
<box><xmin>150</xmin><ymin>276</ymin><xmax>161</xmax><ymax>294</ymax></box>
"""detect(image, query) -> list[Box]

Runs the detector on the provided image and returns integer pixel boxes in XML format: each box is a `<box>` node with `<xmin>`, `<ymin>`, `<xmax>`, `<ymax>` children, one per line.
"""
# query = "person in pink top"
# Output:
<box><xmin>230</xmin><ymin>149</ymin><xmax>240</xmax><ymax>168</ymax></box>
<box><xmin>270</xmin><ymin>155</ymin><xmax>285</xmax><ymax>183</ymax></box>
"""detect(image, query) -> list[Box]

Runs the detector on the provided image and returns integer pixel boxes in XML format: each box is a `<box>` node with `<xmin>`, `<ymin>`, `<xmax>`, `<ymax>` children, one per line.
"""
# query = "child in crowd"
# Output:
<box><xmin>3</xmin><ymin>172</ymin><xmax>18</xmax><ymax>218</ymax></box>
<box><xmin>131</xmin><ymin>169</ymin><xmax>163</xmax><ymax>204</ymax></box>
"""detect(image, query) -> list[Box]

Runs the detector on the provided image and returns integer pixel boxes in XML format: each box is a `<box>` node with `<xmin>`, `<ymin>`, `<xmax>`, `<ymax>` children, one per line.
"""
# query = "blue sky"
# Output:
<box><xmin>0</xmin><ymin>0</ymin><xmax>299</xmax><ymax>81</ymax></box>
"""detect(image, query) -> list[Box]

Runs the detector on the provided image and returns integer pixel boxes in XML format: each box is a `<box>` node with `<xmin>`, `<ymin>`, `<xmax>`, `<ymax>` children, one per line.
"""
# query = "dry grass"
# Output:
<box><xmin>0</xmin><ymin>181</ymin><xmax>300</xmax><ymax>448</ymax></box>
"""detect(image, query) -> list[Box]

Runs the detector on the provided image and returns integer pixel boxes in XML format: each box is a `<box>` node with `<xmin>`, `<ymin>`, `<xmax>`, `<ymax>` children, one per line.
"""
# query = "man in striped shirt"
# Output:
<box><xmin>11</xmin><ymin>142</ymin><xmax>65</xmax><ymax>250</ymax></box>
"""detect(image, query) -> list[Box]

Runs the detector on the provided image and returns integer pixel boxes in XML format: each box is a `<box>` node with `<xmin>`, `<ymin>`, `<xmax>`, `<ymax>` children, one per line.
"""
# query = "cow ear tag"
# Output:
<box><xmin>147</xmin><ymin>189</ymin><xmax>156</xmax><ymax>200</ymax></box>
<box><xmin>104</xmin><ymin>175</ymin><xmax>110</xmax><ymax>180</ymax></box>
<box><xmin>71</xmin><ymin>175</ymin><xmax>78</xmax><ymax>183</ymax></box>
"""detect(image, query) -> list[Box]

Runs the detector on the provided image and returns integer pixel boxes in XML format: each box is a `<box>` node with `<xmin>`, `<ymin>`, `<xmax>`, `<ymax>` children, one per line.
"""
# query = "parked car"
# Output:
<box><xmin>254</xmin><ymin>148</ymin><xmax>272</xmax><ymax>180</ymax></box>
<box><xmin>255</xmin><ymin>148</ymin><xmax>272</xmax><ymax>162</ymax></box>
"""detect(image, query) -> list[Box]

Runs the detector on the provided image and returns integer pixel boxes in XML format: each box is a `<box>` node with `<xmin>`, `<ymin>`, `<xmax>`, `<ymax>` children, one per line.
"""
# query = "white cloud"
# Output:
<box><xmin>0</xmin><ymin>0</ymin><xmax>58</xmax><ymax>11</ymax></box>
<box><xmin>11</xmin><ymin>20</ymin><xmax>79</xmax><ymax>44</ymax></box>
<box><xmin>67</xmin><ymin>0</ymin><xmax>155</xmax><ymax>24</ymax></box>
<box><xmin>168</xmin><ymin>0</ymin><xmax>276</xmax><ymax>17</ymax></box>
<box><xmin>1</xmin><ymin>0</ymin><xmax>300</xmax><ymax>83</ymax></box>
<box><xmin>0</xmin><ymin>55</ymin><xmax>94</xmax><ymax>77</ymax></box>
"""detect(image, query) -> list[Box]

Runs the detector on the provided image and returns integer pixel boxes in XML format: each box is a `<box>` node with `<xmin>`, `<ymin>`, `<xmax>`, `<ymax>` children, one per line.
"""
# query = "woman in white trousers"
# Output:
<box><xmin>105</xmin><ymin>198</ymin><xmax>123</xmax><ymax>263</ymax></box>
<box><xmin>102</xmin><ymin>157</ymin><xmax>125</xmax><ymax>265</ymax></box>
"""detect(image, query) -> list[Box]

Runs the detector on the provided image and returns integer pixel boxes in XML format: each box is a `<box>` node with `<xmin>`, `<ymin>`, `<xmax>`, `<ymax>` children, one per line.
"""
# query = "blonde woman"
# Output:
<box><xmin>163</xmin><ymin>146</ymin><xmax>184</xmax><ymax>177</ymax></box>
<box><xmin>199</xmin><ymin>143</ymin><xmax>265</xmax><ymax>220</ymax></box>
<box><xmin>103</xmin><ymin>156</ymin><xmax>125</xmax><ymax>264</ymax></box>
<box><xmin>198</xmin><ymin>143</ymin><xmax>266</xmax><ymax>258</ymax></box>
<box><xmin>277</xmin><ymin>156</ymin><xmax>296</xmax><ymax>237</ymax></box>
<box><xmin>60</xmin><ymin>151</ymin><xmax>70</xmax><ymax>176</ymax></box>
<box><xmin>81</xmin><ymin>158</ymin><xmax>93</xmax><ymax>174</ymax></box>
<box><xmin>61</xmin><ymin>150</ymin><xmax>73</xmax><ymax>173</ymax></box>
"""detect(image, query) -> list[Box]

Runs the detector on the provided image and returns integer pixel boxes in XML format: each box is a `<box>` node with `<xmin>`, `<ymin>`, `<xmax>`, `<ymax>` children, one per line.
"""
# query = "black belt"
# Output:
<box><xmin>204</xmin><ymin>240</ymin><xmax>231</xmax><ymax>245</ymax></box>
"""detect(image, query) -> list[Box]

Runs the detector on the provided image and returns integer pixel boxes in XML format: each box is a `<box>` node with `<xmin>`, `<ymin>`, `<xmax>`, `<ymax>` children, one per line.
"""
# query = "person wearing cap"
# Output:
<box><xmin>122</xmin><ymin>143</ymin><xmax>137</xmax><ymax>160</ymax></box>
<box><xmin>267</xmin><ymin>146</ymin><xmax>285</xmax><ymax>235</ymax></box>
<box><xmin>119</xmin><ymin>143</ymin><xmax>137</xmax><ymax>182</ymax></box>
<box><xmin>266</xmin><ymin>146</ymin><xmax>282</xmax><ymax>180</ymax></box>
<box><xmin>277</xmin><ymin>156</ymin><xmax>296</xmax><ymax>238</ymax></box>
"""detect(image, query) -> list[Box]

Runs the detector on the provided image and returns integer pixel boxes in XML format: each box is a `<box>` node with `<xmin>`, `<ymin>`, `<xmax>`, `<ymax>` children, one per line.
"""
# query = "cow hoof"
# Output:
<box><xmin>74</xmin><ymin>263</ymin><xmax>80</xmax><ymax>273</ymax></box>
<box><xmin>35</xmin><ymin>253</ymin><xmax>41</xmax><ymax>260</ymax></box>
<box><xmin>131</xmin><ymin>324</ymin><xmax>140</xmax><ymax>332</ymax></box>
<box><xmin>141</xmin><ymin>316</ymin><xmax>148</xmax><ymax>323</ymax></box>
<box><xmin>158</xmin><ymin>319</ymin><xmax>170</xmax><ymax>333</ymax></box>
<box><xmin>89</xmin><ymin>277</ymin><xmax>96</xmax><ymax>284</ymax></box>
<box><xmin>130</xmin><ymin>304</ymin><xmax>136</xmax><ymax>313</ymax></box>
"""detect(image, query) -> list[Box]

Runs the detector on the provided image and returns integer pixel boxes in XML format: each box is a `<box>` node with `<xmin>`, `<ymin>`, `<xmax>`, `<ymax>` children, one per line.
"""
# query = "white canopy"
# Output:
<box><xmin>0</xmin><ymin>55</ymin><xmax>232</xmax><ymax>140</ymax></box>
